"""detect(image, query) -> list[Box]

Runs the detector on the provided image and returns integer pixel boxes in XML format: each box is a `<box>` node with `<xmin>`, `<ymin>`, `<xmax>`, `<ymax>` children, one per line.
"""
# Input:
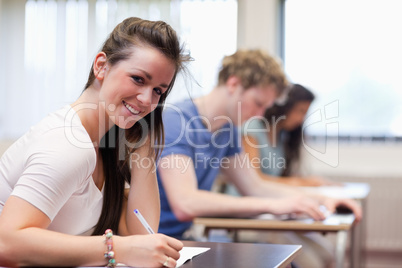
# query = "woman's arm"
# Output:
<box><xmin>0</xmin><ymin>196</ymin><xmax>108</xmax><ymax>267</ymax></box>
<box><xmin>242</xmin><ymin>135</ymin><xmax>279</xmax><ymax>180</ymax></box>
<box><xmin>119</xmin><ymin>137</ymin><xmax>161</xmax><ymax>236</ymax></box>
<box><xmin>0</xmin><ymin>196</ymin><xmax>182</xmax><ymax>267</ymax></box>
<box><xmin>242</xmin><ymin>135</ymin><xmax>338</xmax><ymax>186</ymax></box>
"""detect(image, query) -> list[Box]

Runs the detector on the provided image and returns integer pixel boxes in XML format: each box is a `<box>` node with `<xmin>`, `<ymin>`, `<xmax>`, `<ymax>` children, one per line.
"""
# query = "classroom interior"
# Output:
<box><xmin>1</xmin><ymin>0</ymin><xmax>401</xmax><ymax>267</ymax></box>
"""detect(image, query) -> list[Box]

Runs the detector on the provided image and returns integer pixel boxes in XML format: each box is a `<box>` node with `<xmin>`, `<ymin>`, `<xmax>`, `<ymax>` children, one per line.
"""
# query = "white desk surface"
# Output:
<box><xmin>302</xmin><ymin>182</ymin><xmax>371</xmax><ymax>200</ymax></box>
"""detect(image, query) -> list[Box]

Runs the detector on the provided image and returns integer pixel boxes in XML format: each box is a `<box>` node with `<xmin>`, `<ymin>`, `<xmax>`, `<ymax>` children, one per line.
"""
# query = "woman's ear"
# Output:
<box><xmin>226</xmin><ymin>76</ymin><xmax>241</xmax><ymax>94</ymax></box>
<box><xmin>93</xmin><ymin>52</ymin><xmax>108</xmax><ymax>80</ymax></box>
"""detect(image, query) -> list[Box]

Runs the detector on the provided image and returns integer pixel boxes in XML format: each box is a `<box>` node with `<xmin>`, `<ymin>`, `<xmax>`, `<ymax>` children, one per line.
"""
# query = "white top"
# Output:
<box><xmin>0</xmin><ymin>105</ymin><xmax>102</xmax><ymax>235</ymax></box>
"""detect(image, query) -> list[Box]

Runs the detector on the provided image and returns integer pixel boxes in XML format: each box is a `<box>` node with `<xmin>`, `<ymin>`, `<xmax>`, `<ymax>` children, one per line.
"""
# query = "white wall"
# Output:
<box><xmin>237</xmin><ymin>0</ymin><xmax>282</xmax><ymax>54</ymax></box>
<box><xmin>301</xmin><ymin>142</ymin><xmax>402</xmax><ymax>177</ymax></box>
<box><xmin>0</xmin><ymin>0</ymin><xmax>26</xmax><ymax>138</ymax></box>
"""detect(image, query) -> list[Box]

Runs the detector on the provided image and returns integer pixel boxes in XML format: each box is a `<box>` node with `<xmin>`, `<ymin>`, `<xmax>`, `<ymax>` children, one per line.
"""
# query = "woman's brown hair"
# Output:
<box><xmin>86</xmin><ymin>17</ymin><xmax>191</xmax><ymax>235</ymax></box>
<box><xmin>264</xmin><ymin>84</ymin><xmax>315</xmax><ymax>176</ymax></box>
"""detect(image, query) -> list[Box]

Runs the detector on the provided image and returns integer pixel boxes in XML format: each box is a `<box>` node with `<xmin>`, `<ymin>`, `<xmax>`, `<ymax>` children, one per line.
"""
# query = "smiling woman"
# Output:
<box><xmin>0</xmin><ymin>17</ymin><xmax>191</xmax><ymax>268</ymax></box>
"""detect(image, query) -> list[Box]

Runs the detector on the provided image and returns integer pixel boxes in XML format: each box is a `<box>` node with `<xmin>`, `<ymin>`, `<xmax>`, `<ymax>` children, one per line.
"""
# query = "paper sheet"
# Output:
<box><xmin>114</xmin><ymin>246</ymin><xmax>210</xmax><ymax>267</ymax></box>
<box><xmin>176</xmin><ymin>246</ymin><xmax>210</xmax><ymax>267</ymax></box>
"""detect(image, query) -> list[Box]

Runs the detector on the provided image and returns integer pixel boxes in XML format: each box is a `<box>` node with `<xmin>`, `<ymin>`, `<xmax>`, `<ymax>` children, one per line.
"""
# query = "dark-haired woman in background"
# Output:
<box><xmin>242</xmin><ymin>83</ymin><xmax>338</xmax><ymax>186</ymax></box>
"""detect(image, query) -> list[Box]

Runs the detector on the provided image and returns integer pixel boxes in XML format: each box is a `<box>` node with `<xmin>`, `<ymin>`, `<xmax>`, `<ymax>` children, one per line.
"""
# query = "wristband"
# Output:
<box><xmin>104</xmin><ymin>229</ymin><xmax>116</xmax><ymax>267</ymax></box>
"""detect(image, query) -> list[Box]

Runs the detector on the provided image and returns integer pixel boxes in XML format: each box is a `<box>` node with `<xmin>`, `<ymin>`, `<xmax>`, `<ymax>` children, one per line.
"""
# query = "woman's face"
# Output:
<box><xmin>282</xmin><ymin>101</ymin><xmax>312</xmax><ymax>131</ymax></box>
<box><xmin>99</xmin><ymin>45</ymin><xmax>176</xmax><ymax>129</ymax></box>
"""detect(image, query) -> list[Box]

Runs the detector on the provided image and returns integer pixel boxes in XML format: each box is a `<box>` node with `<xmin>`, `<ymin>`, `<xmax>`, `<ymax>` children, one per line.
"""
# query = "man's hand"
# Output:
<box><xmin>322</xmin><ymin>197</ymin><xmax>363</xmax><ymax>223</ymax></box>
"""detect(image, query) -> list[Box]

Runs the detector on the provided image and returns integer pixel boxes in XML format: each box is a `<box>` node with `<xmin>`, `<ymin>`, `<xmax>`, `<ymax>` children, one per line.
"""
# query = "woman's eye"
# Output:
<box><xmin>132</xmin><ymin>76</ymin><xmax>144</xmax><ymax>84</ymax></box>
<box><xmin>256</xmin><ymin>101</ymin><xmax>264</xmax><ymax>107</ymax></box>
<box><xmin>154</xmin><ymin>88</ymin><xmax>162</xmax><ymax>96</ymax></box>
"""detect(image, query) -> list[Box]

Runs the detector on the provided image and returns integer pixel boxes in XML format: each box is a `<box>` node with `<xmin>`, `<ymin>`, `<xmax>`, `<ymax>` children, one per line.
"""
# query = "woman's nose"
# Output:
<box><xmin>137</xmin><ymin>88</ymin><xmax>152</xmax><ymax>107</ymax></box>
<box><xmin>256</xmin><ymin>107</ymin><xmax>265</xmax><ymax>117</ymax></box>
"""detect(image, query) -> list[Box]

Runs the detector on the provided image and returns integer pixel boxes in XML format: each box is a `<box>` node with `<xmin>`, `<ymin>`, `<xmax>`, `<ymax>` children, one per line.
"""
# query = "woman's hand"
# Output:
<box><xmin>114</xmin><ymin>233</ymin><xmax>183</xmax><ymax>267</ymax></box>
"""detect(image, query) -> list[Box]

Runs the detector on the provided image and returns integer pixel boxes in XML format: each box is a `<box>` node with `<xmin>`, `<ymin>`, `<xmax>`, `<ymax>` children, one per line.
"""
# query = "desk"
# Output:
<box><xmin>197</xmin><ymin>182</ymin><xmax>371</xmax><ymax>268</ymax></box>
<box><xmin>195</xmin><ymin>213</ymin><xmax>355</xmax><ymax>268</ymax></box>
<box><xmin>78</xmin><ymin>242</ymin><xmax>300</xmax><ymax>268</ymax></box>
<box><xmin>302</xmin><ymin>182</ymin><xmax>370</xmax><ymax>200</ymax></box>
<box><xmin>181</xmin><ymin>241</ymin><xmax>301</xmax><ymax>268</ymax></box>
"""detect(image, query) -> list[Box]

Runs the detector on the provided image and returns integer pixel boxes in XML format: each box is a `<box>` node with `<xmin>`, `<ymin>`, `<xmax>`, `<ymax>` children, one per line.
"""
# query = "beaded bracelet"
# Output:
<box><xmin>104</xmin><ymin>229</ymin><xmax>116</xmax><ymax>267</ymax></box>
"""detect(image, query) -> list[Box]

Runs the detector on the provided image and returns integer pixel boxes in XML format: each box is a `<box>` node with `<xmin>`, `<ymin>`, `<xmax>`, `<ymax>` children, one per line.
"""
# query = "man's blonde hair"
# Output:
<box><xmin>217</xmin><ymin>49</ymin><xmax>288</xmax><ymax>95</ymax></box>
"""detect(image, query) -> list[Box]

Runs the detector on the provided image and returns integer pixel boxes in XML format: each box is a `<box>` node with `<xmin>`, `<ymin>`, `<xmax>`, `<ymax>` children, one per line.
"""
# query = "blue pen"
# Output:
<box><xmin>133</xmin><ymin>209</ymin><xmax>155</xmax><ymax>234</ymax></box>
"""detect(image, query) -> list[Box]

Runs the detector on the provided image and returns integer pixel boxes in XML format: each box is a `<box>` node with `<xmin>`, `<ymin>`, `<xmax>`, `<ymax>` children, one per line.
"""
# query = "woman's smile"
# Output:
<box><xmin>123</xmin><ymin>100</ymin><xmax>142</xmax><ymax>115</ymax></box>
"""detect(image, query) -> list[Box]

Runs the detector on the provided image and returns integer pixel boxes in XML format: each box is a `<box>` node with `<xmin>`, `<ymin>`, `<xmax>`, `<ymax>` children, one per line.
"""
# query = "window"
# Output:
<box><xmin>0</xmin><ymin>0</ymin><xmax>237</xmax><ymax>139</ymax></box>
<box><xmin>283</xmin><ymin>0</ymin><xmax>402</xmax><ymax>138</ymax></box>
<box><xmin>168</xmin><ymin>0</ymin><xmax>237</xmax><ymax>103</ymax></box>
